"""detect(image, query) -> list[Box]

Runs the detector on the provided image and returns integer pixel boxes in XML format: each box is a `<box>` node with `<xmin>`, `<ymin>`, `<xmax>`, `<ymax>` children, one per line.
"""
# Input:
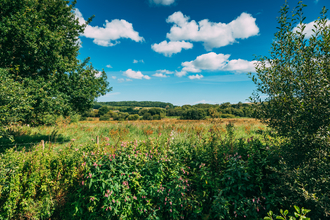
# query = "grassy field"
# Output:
<box><xmin>1</xmin><ymin>118</ymin><xmax>324</xmax><ymax>219</ymax></box>
<box><xmin>0</xmin><ymin>118</ymin><xmax>269</xmax><ymax>152</ymax></box>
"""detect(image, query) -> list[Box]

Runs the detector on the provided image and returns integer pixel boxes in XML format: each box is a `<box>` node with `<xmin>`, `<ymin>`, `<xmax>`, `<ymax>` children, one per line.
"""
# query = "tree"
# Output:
<box><xmin>0</xmin><ymin>0</ymin><xmax>111</xmax><ymax>125</ymax></box>
<box><xmin>249</xmin><ymin>1</ymin><xmax>330</xmax><ymax>161</ymax></box>
<box><xmin>98</xmin><ymin>106</ymin><xmax>110</xmax><ymax>117</ymax></box>
<box><xmin>0</xmin><ymin>68</ymin><xmax>35</xmax><ymax>139</ymax></box>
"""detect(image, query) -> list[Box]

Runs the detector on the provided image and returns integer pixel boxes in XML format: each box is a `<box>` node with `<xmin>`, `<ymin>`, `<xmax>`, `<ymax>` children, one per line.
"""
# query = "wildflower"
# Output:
<box><xmin>170</xmin><ymin>209</ymin><xmax>172</xmax><ymax>212</ymax></box>
<box><xmin>82</xmin><ymin>181</ymin><xmax>84</xmax><ymax>185</ymax></box>
<box><xmin>71</xmin><ymin>139</ymin><xmax>76</xmax><ymax>141</ymax></box>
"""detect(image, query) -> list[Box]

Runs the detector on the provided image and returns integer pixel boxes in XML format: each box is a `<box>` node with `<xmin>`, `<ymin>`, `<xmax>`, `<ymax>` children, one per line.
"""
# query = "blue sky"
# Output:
<box><xmin>73</xmin><ymin>0</ymin><xmax>328</xmax><ymax>106</ymax></box>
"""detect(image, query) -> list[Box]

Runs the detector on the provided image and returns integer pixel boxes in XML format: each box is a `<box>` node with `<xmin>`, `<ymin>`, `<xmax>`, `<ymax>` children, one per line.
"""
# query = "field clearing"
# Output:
<box><xmin>0</xmin><ymin>118</ymin><xmax>269</xmax><ymax>152</ymax></box>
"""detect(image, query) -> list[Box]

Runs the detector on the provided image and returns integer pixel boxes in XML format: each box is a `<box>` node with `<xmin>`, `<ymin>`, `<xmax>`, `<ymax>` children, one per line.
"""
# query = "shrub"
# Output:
<box><xmin>220</xmin><ymin>114</ymin><xmax>236</xmax><ymax>118</ymax></box>
<box><xmin>128</xmin><ymin>114</ymin><xmax>139</xmax><ymax>121</ymax></box>
<box><xmin>99</xmin><ymin>115</ymin><xmax>111</xmax><ymax>121</ymax></box>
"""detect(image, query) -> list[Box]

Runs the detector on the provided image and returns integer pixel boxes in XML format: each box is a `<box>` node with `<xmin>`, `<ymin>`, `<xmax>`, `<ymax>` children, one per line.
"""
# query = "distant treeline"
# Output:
<box><xmin>95</xmin><ymin>101</ymin><xmax>174</xmax><ymax>109</ymax></box>
<box><xmin>84</xmin><ymin>101</ymin><xmax>255</xmax><ymax>121</ymax></box>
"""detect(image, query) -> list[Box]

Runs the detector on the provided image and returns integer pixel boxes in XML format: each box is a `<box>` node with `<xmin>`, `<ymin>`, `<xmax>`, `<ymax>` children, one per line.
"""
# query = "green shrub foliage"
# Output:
<box><xmin>249</xmin><ymin>1</ymin><xmax>330</xmax><ymax>162</ymax></box>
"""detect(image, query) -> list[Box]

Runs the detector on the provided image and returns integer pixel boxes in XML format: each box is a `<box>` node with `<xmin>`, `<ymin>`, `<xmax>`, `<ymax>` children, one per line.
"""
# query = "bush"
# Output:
<box><xmin>127</xmin><ymin>114</ymin><xmax>139</xmax><ymax>121</ymax></box>
<box><xmin>220</xmin><ymin>114</ymin><xmax>236</xmax><ymax>118</ymax></box>
<box><xmin>143</xmin><ymin>113</ymin><xmax>153</xmax><ymax>120</ymax></box>
<box><xmin>152</xmin><ymin>114</ymin><xmax>160</xmax><ymax>120</ymax></box>
<box><xmin>99</xmin><ymin>115</ymin><xmax>111</xmax><ymax>121</ymax></box>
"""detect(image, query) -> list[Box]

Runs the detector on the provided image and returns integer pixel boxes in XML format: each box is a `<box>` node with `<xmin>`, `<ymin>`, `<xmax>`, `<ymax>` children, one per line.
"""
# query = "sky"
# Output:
<box><xmin>72</xmin><ymin>0</ymin><xmax>329</xmax><ymax>106</ymax></box>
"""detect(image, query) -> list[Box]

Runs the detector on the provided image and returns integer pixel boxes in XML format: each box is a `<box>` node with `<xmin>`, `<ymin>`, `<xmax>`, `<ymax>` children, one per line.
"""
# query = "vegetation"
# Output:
<box><xmin>91</xmin><ymin>101</ymin><xmax>254</xmax><ymax>121</ymax></box>
<box><xmin>250</xmin><ymin>1</ymin><xmax>330</xmax><ymax>163</ymax></box>
<box><xmin>0</xmin><ymin>118</ymin><xmax>324</xmax><ymax>219</ymax></box>
<box><xmin>98</xmin><ymin>101</ymin><xmax>174</xmax><ymax>109</ymax></box>
<box><xmin>0</xmin><ymin>0</ymin><xmax>329</xmax><ymax>219</ymax></box>
<box><xmin>0</xmin><ymin>0</ymin><xmax>111</xmax><ymax>131</ymax></box>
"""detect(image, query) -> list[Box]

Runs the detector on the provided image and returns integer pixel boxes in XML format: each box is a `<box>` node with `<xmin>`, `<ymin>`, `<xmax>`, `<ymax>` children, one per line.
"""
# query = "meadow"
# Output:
<box><xmin>0</xmin><ymin>119</ymin><xmax>324</xmax><ymax>219</ymax></box>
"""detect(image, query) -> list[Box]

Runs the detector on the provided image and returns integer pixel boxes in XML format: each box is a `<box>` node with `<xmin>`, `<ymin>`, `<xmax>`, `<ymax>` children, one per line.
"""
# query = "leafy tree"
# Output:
<box><xmin>249</xmin><ymin>1</ymin><xmax>330</xmax><ymax>161</ymax></box>
<box><xmin>98</xmin><ymin>106</ymin><xmax>110</xmax><ymax>116</ymax></box>
<box><xmin>0</xmin><ymin>68</ymin><xmax>34</xmax><ymax>139</ymax></box>
<box><xmin>0</xmin><ymin>0</ymin><xmax>111</xmax><ymax>125</ymax></box>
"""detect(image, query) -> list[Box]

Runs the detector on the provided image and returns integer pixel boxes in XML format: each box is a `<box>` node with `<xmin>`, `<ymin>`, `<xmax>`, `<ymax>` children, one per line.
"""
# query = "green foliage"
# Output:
<box><xmin>143</xmin><ymin>113</ymin><xmax>153</xmax><ymax>120</ymax></box>
<box><xmin>98</xmin><ymin>101</ymin><xmax>174</xmax><ymax>109</ymax></box>
<box><xmin>0</xmin><ymin>68</ymin><xmax>35</xmax><ymax>139</ymax></box>
<box><xmin>264</xmin><ymin>206</ymin><xmax>311</xmax><ymax>220</ymax></box>
<box><xmin>0</xmin><ymin>0</ymin><xmax>111</xmax><ymax>125</ymax></box>
<box><xmin>220</xmin><ymin>114</ymin><xmax>236</xmax><ymax>118</ymax></box>
<box><xmin>99</xmin><ymin>115</ymin><xmax>111</xmax><ymax>121</ymax></box>
<box><xmin>98</xmin><ymin>106</ymin><xmax>111</xmax><ymax>116</ymax></box>
<box><xmin>127</xmin><ymin>114</ymin><xmax>140</xmax><ymax>121</ymax></box>
<box><xmin>181</xmin><ymin>108</ymin><xmax>206</xmax><ymax>120</ymax></box>
<box><xmin>249</xmin><ymin>1</ymin><xmax>330</xmax><ymax>161</ymax></box>
<box><xmin>0</xmin><ymin>141</ymin><xmax>98</xmax><ymax>219</ymax></box>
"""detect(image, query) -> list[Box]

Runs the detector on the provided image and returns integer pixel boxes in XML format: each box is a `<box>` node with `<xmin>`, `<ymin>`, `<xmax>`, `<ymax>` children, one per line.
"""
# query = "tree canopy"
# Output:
<box><xmin>0</xmin><ymin>0</ymin><xmax>112</xmax><ymax>127</ymax></box>
<box><xmin>249</xmin><ymin>1</ymin><xmax>330</xmax><ymax>161</ymax></box>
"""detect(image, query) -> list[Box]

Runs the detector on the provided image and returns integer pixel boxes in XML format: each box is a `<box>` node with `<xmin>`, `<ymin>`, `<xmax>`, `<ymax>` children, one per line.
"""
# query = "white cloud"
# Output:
<box><xmin>156</xmin><ymin>69</ymin><xmax>174</xmax><ymax>74</ymax></box>
<box><xmin>149</xmin><ymin>0</ymin><xmax>175</xmax><ymax>6</ymax></box>
<box><xmin>293</xmin><ymin>19</ymin><xmax>330</xmax><ymax>38</ymax></box>
<box><xmin>188</xmin><ymin>74</ymin><xmax>204</xmax><ymax>80</ymax></box>
<box><xmin>95</xmin><ymin>71</ymin><xmax>102</xmax><ymax>78</ymax></box>
<box><xmin>111</xmin><ymin>76</ymin><xmax>116</xmax><ymax>79</ymax></box>
<box><xmin>177</xmin><ymin>52</ymin><xmax>256</xmax><ymax>76</ymax></box>
<box><xmin>133</xmin><ymin>59</ymin><xmax>144</xmax><ymax>63</ymax></box>
<box><xmin>118</xmin><ymin>78</ymin><xmax>125</xmax><ymax>83</ymax></box>
<box><xmin>123</xmin><ymin>69</ymin><xmax>150</xmax><ymax>79</ymax></box>
<box><xmin>153</xmin><ymin>73</ymin><xmax>168</xmax><ymax>77</ymax></box>
<box><xmin>151</xmin><ymin>40</ymin><xmax>193</xmax><ymax>57</ymax></box>
<box><xmin>75</xmin><ymin>9</ymin><xmax>144</xmax><ymax>47</ymax></box>
<box><xmin>126</xmin><ymin>78</ymin><xmax>132</xmax><ymax>81</ymax></box>
<box><xmin>165</xmin><ymin>11</ymin><xmax>259</xmax><ymax>50</ymax></box>
<box><xmin>175</xmin><ymin>70</ymin><xmax>188</xmax><ymax>77</ymax></box>
<box><xmin>106</xmin><ymin>64</ymin><xmax>112</xmax><ymax>68</ymax></box>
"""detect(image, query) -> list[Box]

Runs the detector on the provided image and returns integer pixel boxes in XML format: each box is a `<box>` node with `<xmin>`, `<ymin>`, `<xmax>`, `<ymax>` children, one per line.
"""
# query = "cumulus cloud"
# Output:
<box><xmin>123</xmin><ymin>69</ymin><xmax>150</xmax><ymax>79</ymax></box>
<box><xmin>118</xmin><ymin>78</ymin><xmax>125</xmax><ymax>83</ymax></box>
<box><xmin>75</xmin><ymin>9</ymin><xmax>144</xmax><ymax>47</ymax></box>
<box><xmin>126</xmin><ymin>78</ymin><xmax>132</xmax><ymax>81</ymax></box>
<box><xmin>151</xmin><ymin>40</ymin><xmax>193</xmax><ymax>57</ymax></box>
<box><xmin>149</xmin><ymin>0</ymin><xmax>175</xmax><ymax>6</ymax></box>
<box><xmin>153</xmin><ymin>73</ymin><xmax>168</xmax><ymax>77</ymax></box>
<box><xmin>156</xmin><ymin>69</ymin><xmax>174</xmax><ymax>74</ymax></box>
<box><xmin>293</xmin><ymin>19</ymin><xmax>330</xmax><ymax>38</ymax></box>
<box><xmin>106</xmin><ymin>64</ymin><xmax>112</xmax><ymax>68</ymax></box>
<box><xmin>176</xmin><ymin>52</ymin><xmax>256</xmax><ymax>77</ymax></box>
<box><xmin>165</xmin><ymin>11</ymin><xmax>259</xmax><ymax>50</ymax></box>
<box><xmin>111</xmin><ymin>76</ymin><xmax>116</xmax><ymax>79</ymax></box>
<box><xmin>188</xmin><ymin>74</ymin><xmax>204</xmax><ymax>80</ymax></box>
